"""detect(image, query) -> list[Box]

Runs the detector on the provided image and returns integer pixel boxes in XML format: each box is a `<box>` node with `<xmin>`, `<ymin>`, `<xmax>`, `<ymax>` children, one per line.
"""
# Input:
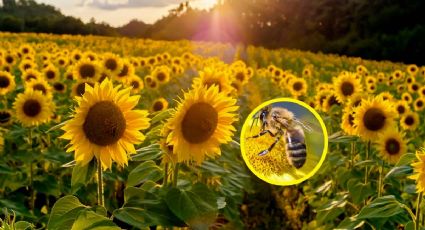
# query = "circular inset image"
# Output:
<box><xmin>240</xmin><ymin>98</ymin><xmax>328</xmax><ymax>185</ymax></box>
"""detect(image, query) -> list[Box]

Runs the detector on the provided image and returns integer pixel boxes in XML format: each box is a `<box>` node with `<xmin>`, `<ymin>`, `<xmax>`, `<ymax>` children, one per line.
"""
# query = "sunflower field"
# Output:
<box><xmin>0</xmin><ymin>31</ymin><xmax>425</xmax><ymax>230</ymax></box>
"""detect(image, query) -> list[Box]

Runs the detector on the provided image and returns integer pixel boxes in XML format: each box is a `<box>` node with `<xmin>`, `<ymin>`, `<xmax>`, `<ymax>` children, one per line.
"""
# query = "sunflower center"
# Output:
<box><xmin>53</xmin><ymin>82</ymin><xmax>65</xmax><ymax>91</ymax></box>
<box><xmin>0</xmin><ymin>111</ymin><xmax>11</xmax><ymax>123</ymax></box>
<box><xmin>32</xmin><ymin>83</ymin><xmax>47</xmax><ymax>95</ymax></box>
<box><xmin>118</xmin><ymin>65</ymin><xmax>129</xmax><ymax>77</ymax></box>
<box><xmin>0</xmin><ymin>76</ymin><xmax>10</xmax><ymax>88</ymax></box>
<box><xmin>181</xmin><ymin>102</ymin><xmax>218</xmax><ymax>144</ymax></box>
<box><xmin>417</xmin><ymin>100</ymin><xmax>424</xmax><ymax>107</ymax></box>
<box><xmin>341</xmin><ymin>82</ymin><xmax>354</xmax><ymax>96</ymax></box>
<box><xmin>204</xmin><ymin>79</ymin><xmax>222</xmax><ymax>91</ymax></box>
<box><xmin>131</xmin><ymin>80</ymin><xmax>139</xmax><ymax>89</ymax></box>
<box><xmin>412</xmin><ymin>84</ymin><xmax>419</xmax><ymax>91</ymax></box>
<box><xmin>23</xmin><ymin>99</ymin><xmax>42</xmax><ymax>117</ymax></box>
<box><xmin>46</xmin><ymin>70</ymin><xmax>55</xmax><ymax>79</ymax></box>
<box><xmin>25</xmin><ymin>74</ymin><xmax>36</xmax><ymax>81</ymax></box>
<box><xmin>83</xmin><ymin>101</ymin><xmax>126</xmax><ymax>146</ymax></box>
<box><xmin>6</xmin><ymin>56</ymin><xmax>13</xmax><ymax>64</ymax></box>
<box><xmin>236</xmin><ymin>72</ymin><xmax>245</xmax><ymax>82</ymax></box>
<box><xmin>385</xmin><ymin>138</ymin><xmax>400</xmax><ymax>155</ymax></box>
<box><xmin>363</xmin><ymin>108</ymin><xmax>386</xmax><ymax>131</ymax></box>
<box><xmin>157</xmin><ymin>72</ymin><xmax>166</xmax><ymax>81</ymax></box>
<box><xmin>293</xmin><ymin>82</ymin><xmax>303</xmax><ymax>91</ymax></box>
<box><xmin>405</xmin><ymin>116</ymin><xmax>414</xmax><ymax>126</ymax></box>
<box><xmin>397</xmin><ymin>105</ymin><xmax>405</xmax><ymax>114</ymax></box>
<box><xmin>75</xmin><ymin>82</ymin><xmax>94</xmax><ymax>96</ymax></box>
<box><xmin>153</xmin><ymin>101</ymin><xmax>164</xmax><ymax>111</ymax></box>
<box><xmin>105</xmin><ymin>59</ymin><xmax>117</xmax><ymax>71</ymax></box>
<box><xmin>79</xmin><ymin>64</ymin><xmax>95</xmax><ymax>78</ymax></box>
<box><xmin>348</xmin><ymin>113</ymin><xmax>355</xmax><ymax>126</ymax></box>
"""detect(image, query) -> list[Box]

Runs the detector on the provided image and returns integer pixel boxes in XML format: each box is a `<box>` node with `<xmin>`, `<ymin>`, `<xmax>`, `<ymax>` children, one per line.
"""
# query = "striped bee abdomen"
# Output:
<box><xmin>286</xmin><ymin>138</ymin><xmax>307</xmax><ymax>169</ymax></box>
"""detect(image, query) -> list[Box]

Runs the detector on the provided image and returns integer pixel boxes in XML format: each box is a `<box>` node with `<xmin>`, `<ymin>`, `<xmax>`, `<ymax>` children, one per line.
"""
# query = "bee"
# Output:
<box><xmin>248</xmin><ymin>105</ymin><xmax>312</xmax><ymax>169</ymax></box>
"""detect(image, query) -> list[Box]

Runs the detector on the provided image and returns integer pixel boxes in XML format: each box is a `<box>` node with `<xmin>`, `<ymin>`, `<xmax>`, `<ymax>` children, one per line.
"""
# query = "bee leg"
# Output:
<box><xmin>247</xmin><ymin>130</ymin><xmax>274</xmax><ymax>139</ymax></box>
<box><xmin>258</xmin><ymin>135</ymin><xmax>282</xmax><ymax>156</ymax></box>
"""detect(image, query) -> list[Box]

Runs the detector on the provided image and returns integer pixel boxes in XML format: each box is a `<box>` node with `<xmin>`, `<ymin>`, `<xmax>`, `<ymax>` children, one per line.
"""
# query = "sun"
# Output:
<box><xmin>192</xmin><ymin>0</ymin><xmax>218</xmax><ymax>9</ymax></box>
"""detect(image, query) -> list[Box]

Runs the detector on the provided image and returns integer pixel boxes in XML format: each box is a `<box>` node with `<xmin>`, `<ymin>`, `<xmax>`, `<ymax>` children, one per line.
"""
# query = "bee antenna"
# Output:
<box><xmin>250</xmin><ymin>115</ymin><xmax>259</xmax><ymax>132</ymax></box>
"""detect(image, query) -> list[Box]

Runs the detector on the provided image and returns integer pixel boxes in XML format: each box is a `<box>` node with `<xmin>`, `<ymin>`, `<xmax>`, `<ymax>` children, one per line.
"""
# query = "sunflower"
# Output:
<box><xmin>115</xmin><ymin>59</ymin><xmax>135</xmax><ymax>81</ymax></box>
<box><xmin>65</xmin><ymin>68</ymin><xmax>75</xmax><ymax>81</ymax></box>
<box><xmin>397</xmin><ymin>85</ymin><xmax>406</xmax><ymax>94</ymax></box>
<box><xmin>409</xmin><ymin>149</ymin><xmax>425</xmax><ymax>193</ymax></box>
<box><xmin>376</xmin><ymin>130</ymin><xmax>407</xmax><ymax>164</ymax></box>
<box><xmin>82</xmin><ymin>51</ymin><xmax>97</xmax><ymax>61</ymax></box>
<box><xmin>288</xmin><ymin>78</ymin><xmax>307</xmax><ymax>97</ymax></box>
<box><xmin>407</xmin><ymin>64</ymin><xmax>419</xmax><ymax>76</ymax></box>
<box><xmin>409</xmin><ymin>83</ymin><xmax>420</xmax><ymax>93</ymax></box>
<box><xmin>56</xmin><ymin>57</ymin><xmax>68</xmax><ymax>68</ymax></box>
<box><xmin>419</xmin><ymin>86</ymin><xmax>425</xmax><ymax>97</ymax></box>
<box><xmin>347</xmin><ymin>93</ymin><xmax>365</xmax><ymax>108</ymax></box>
<box><xmin>0</xmin><ymin>71</ymin><xmax>16</xmax><ymax>95</ymax></box>
<box><xmin>3</xmin><ymin>53</ymin><xmax>16</xmax><ymax>66</ymax></box>
<box><xmin>72</xmin><ymin>80</ymin><xmax>95</xmax><ymax>97</ymax></box>
<box><xmin>365</xmin><ymin>76</ymin><xmax>376</xmax><ymax>85</ymax></box>
<box><xmin>151</xmin><ymin>98</ymin><xmax>169</xmax><ymax>112</ymax></box>
<box><xmin>160</xmin><ymin>125</ymin><xmax>178</xmax><ymax>164</ymax></box>
<box><xmin>377</xmin><ymin>92</ymin><xmax>394</xmax><ymax>102</ymax></box>
<box><xmin>19</xmin><ymin>44</ymin><xmax>34</xmax><ymax>56</ymax></box>
<box><xmin>166</xmin><ymin>85</ymin><xmax>238</xmax><ymax>164</ymax></box>
<box><xmin>406</xmin><ymin>75</ymin><xmax>415</xmax><ymax>84</ymax></box>
<box><xmin>13</xmin><ymin>89</ymin><xmax>55</xmax><ymax>127</ymax></box>
<box><xmin>145</xmin><ymin>77</ymin><xmax>159</xmax><ymax>90</ymax></box>
<box><xmin>341</xmin><ymin>107</ymin><xmax>357</xmax><ymax>135</ymax></box>
<box><xmin>125</xmin><ymin>75</ymin><xmax>144</xmax><ymax>94</ymax></box>
<box><xmin>393</xmin><ymin>70</ymin><xmax>403</xmax><ymax>79</ymax></box>
<box><xmin>71</xmin><ymin>50</ymin><xmax>83</xmax><ymax>63</ymax></box>
<box><xmin>366</xmin><ymin>84</ymin><xmax>376</xmax><ymax>93</ymax></box>
<box><xmin>192</xmin><ymin>67</ymin><xmax>233</xmax><ymax>95</ymax></box>
<box><xmin>52</xmin><ymin>82</ymin><xmax>67</xmax><ymax>94</ymax></box>
<box><xmin>43</xmin><ymin>65</ymin><xmax>60</xmax><ymax>82</ymax></box>
<box><xmin>402</xmin><ymin>92</ymin><xmax>413</xmax><ymax>103</ymax></box>
<box><xmin>101</xmin><ymin>53</ymin><xmax>123</xmax><ymax>76</ymax></box>
<box><xmin>25</xmin><ymin>78</ymin><xmax>53</xmax><ymax>98</ymax></box>
<box><xmin>400</xmin><ymin>111</ymin><xmax>419</xmax><ymax>131</ymax></box>
<box><xmin>394</xmin><ymin>100</ymin><xmax>410</xmax><ymax>116</ymax></box>
<box><xmin>152</xmin><ymin>66</ymin><xmax>171</xmax><ymax>84</ymax></box>
<box><xmin>354</xmin><ymin>97</ymin><xmax>396</xmax><ymax>140</ymax></box>
<box><xmin>314</xmin><ymin>90</ymin><xmax>330</xmax><ymax>111</ymax></box>
<box><xmin>0</xmin><ymin>110</ymin><xmax>12</xmax><ymax>126</ymax></box>
<box><xmin>22</xmin><ymin>69</ymin><xmax>42</xmax><ymax>82</ymax></box>
<box><xmin>61</xmin><ymin>78</ymin><xmax>150</xmax><ymax>169</ymax></box>
<box><xmin>233</xmin><ymin>68</ymin><xmax>249</xmax><ymax>84</ymax></box>
<box><xmin>333</xmin><ymin>72</ymin><xmax>362</xmax><ymax>103</ymax></box>
<box><xmin>73</xmin><ymin>59</ymin><xmax>101</xmax><ymax>81</ymax></box>
<box><xmin>322</xmin><ymin>93</ymin><xmax>340</xmax><ymax>112</ymax></box>
<box><xmin>18</xmin><ymin>60</ymin><xmax>36</xmax><ymax>73</ymax></box>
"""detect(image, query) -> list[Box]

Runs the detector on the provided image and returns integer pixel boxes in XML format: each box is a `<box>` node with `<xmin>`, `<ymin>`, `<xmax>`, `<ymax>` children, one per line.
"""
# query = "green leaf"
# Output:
<box><xmin>336</xmin><ymin>216</ymin><xmax>365</xmax><ymax>230</ymax></box>
<box><xmin>347</xmin><ymin>179</ymin><xmax>374</xmax><ymax>204</ymax></box>
<box><xmin>405</xmin><ymin>221</ymin><xmax>414</xmax><ymax>230</ymax></box>
<box><xmin>132</xmin><ymin>144</ymin><xmax>162</xmax><ymax>161</ymax></box>
<box><xmin>165</xmin><ymin>183</ymin><xmax>218</xmax><ymax>229</ymax></box>
<box><xmin>328</xmin><ymin>132</ymin><xmax>358</xmax><ymax>143</ymax></box>
<box><xmin>71</xmin><ymin>210</ymin><xmax>120</xmax><ymax>230</ymax></box>
<box><xmin>315</xmin><ymin>180</ymin><xmax>333</xmax><ymax>193</ymax></box>
<box><xmin>112</xmin><ymin>207</ymin><xmax>151</xmax><ymax>229</ymax></box>
<box><xmin>397</xmin><ymin>153</ymin><xmax>416</xmax><ymax>166</ymax></box>
<box><xmin>150</xmin><ymin>109</ymin><xmax>172</xmax><ymax>125</ymax></box>
<box><xmin>71</xmin><ymin>161</ymin><xmax>96</xmax><ymax>193</ymax></box>
<box><xmin>127</xmin><ymin>160</ymin><xmax>163</xmax><ymax>186</ymax></box>
<box><xmin>47</xmin><ymin>195</ymin><xmax>88</xmax><ymax>230</ymax></box>
<box><xmin>357</xmin><ymin>195</ymin><xmax>404</xmax><ymax>219</ymax></box>
<box><xmin>15</xmin><ymin>221</ymin><xmax>34</xmax><ymax>230</ymax></box>
<box><xmin>384</xmin><ymin>166</ymin><xmax>412</xmax><ymax>180</ymax></box>
<box><xmin>354</xmin><ymin>160</ymin><xmax>376</xmax><ymax>167</ymax></box>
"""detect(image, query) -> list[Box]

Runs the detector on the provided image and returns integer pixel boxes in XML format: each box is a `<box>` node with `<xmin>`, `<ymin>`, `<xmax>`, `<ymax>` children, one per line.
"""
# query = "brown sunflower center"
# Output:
<box><xmin>79</xmin><ymin>64</ymin><xmax>95</xmax><ymax>78</ymax></box>
<box><xmin>362</xmin><ymin>108</ymin><xmax>386</xmax><ymax>131</ymax></box>
<box><xmin>0</xmin><ymin>111</ymin><xmax>11</xmax><ymax>123</ymax></box>
<box><xmin>82</xmin><ymin>101</ymin><xmax>126</xmax><ymax>146</ymax></box>
<box><xmin>412</xmin><ymin>84</ymin><xmax>419</xmax><ymax>91</ymax></box>
<box><xmin>204</xmin><ymin>79</ymin><xmax>222</xmax><ymax>91</ymax></box>
<box><xmin>131</xmin><ymin>80</ymin><xmax>139</xmax><ymax>89</ymax></box>
<box><xmin>0</xmin><ymin>76</ymin><xmax>10</xmax><ymax>88</ymax></box>
<box><xmin>33</xmin><ymin>84</ymin><xmax>47</xmax><ymax>95</ymax></box>
<box><xmin>5</xmin><ymin>56</ymin><xmax>13</xmax><ymax>64</ymax></box>
<box><xmin>293</xmin><ymin>82</ymin><xmax>303</xmax><ymax>91</ymax></box>
<box><xmin>417</xmin><ymin>100</ymin><xmax>424</xmax><ymax>107</ymax></box>
<box><xmin>405</xmin><ymin>116</ymin><xmax>414</xmax><ymax>126</ymax></box>
<box><xmin>24</xmin><ymin>64</ymin><xmax>31</xmax><ymax>70</ymax></box>
<box><xmin>23</xmin><ymin>99</ymin><xmax>42</xmax><ymax>117</ymax></box>
<box><xmin>156</xmin><ymin>72</ymin><xmax>166</xmax><ymax>81</ymax></box>
<box><xmin>181</xmin><ymin>102</ymin><xmax>218</xmax><ymax>144</ymax></box>
<box><xmin>75</xmin><ymin>82</ymin><xmax>94</xmax><ymax>96</ymax></box>
<box><xmin>149</xmin><ymin>81</ymin><xmax>157</xmax><ymax>88</ymax></box>
<box><xmin>236</xmin><ymin>72</ymin><xmax>245</xmax><ymax>82</ymax></box>
<box><xmin>341</xmin><ymin>82</ymin><xmax>354</xmax><ymax>96</ymax></box>
<box><xmin>46</xmin><ymin>70</ymin><xmax>55</xmax><ymax>79</ymax></box>
<box><xmin>53</xmin><ymin>82</ymin><xmax>65</xmax><ymax>91</ymax></box>
<box><xmin>153</xmin><ymin>101</ymin><xmax>164</xmax><ymax>111</ymax></box>
<box><xmin>385</xmin><ymin>138</ymin><xmax>400</xmax><ymax>155</ymax></box>
<box><xmin>105</xmin><ymin>59</ymin><xmax>118</xmax><ymax>71</ymax></box>
<box><xmin>397</xmin><ymin>105</ymin><xmax>405</xmax><ymax>114</ymax></box>
<box><xmin>118</xmin><ymin>65</ymin><xmax>129</xmax><ymax>77</ymax></box>
<box><xmin>348</xmin><ymin>113</ymin><xmax>355</xmax><ymax>126</ymax></box>
<box><xmin>25</xmin><ymin>74</ymin><xmax>36</xmax><ymax>81</ymax></box>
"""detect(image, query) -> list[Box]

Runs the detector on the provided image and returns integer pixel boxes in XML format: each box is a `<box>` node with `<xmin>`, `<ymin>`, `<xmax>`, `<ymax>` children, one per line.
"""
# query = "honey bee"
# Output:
<box><xmin>248</xmin><ymin>105</ymin><xmax>312</xmax><ymax>169</ymax></box>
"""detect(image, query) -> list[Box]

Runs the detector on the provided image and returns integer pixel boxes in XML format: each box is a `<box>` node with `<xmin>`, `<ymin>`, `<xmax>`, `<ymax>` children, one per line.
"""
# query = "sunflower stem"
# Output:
<box><xmin>28</xmin><ymin>128</ymin><xmax>35</xmax><ymax>212</ymax></box>
<box><xmin>378</xmin><ymin>161</ymin><xmax>383</xmax><ymax>197</ymax></box>
<box><xmin>172</xmin><ymin>163</ymin><xmax>179</xmax><ymax>187</ymax></box>
<box><xmin>163</xmin><ymin>163</ymin><xmax>169</xmax><ymax>186</ymax></box>
<box><xmin>350</xmin><ymin>141</ymin><xmax>355</xmax><ymax>168</ymax></box>
<box><xmin>97</xmin><ymin>160</ymin><xmax>104</xmax><ymax>207</ymax></box>
<box><xmin>416</xmin><ymin>192</ymin><xmax>423</xmax><ymax>230</ymax></box>
<box><xmin>364</xmin><ymin>141</ymin><xmax>370</xmax><ymax>206</ymax></box>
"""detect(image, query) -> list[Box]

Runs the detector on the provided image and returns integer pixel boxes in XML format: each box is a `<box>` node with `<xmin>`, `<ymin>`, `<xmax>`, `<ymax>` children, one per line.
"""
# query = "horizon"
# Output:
<box><xmin>36</xmin><ymin>0</ymin><xmax>217</xmax><ymax>27</ymax></box>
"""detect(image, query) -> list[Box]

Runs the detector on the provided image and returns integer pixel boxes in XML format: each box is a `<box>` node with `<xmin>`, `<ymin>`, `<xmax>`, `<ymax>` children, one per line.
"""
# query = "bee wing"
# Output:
<box><xmin>293</xmin><ymin>118</ymin><xmax>314</xmax><ymax>132</ymax></box>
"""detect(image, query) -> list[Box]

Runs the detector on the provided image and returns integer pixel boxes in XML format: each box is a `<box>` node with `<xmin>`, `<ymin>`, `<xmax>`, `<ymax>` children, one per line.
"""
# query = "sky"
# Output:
<box><xmin>37</xmin><ymin>0</ymin><xmax>217</xmax><ymax>27</ymax></box>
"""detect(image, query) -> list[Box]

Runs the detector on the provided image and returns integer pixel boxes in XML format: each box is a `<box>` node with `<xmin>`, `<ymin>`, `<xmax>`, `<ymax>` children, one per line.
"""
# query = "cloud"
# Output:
<box><xmin>82</xmin><ymin>0</ymin><xmax>184</xmax><ymax>10</ymax></box>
